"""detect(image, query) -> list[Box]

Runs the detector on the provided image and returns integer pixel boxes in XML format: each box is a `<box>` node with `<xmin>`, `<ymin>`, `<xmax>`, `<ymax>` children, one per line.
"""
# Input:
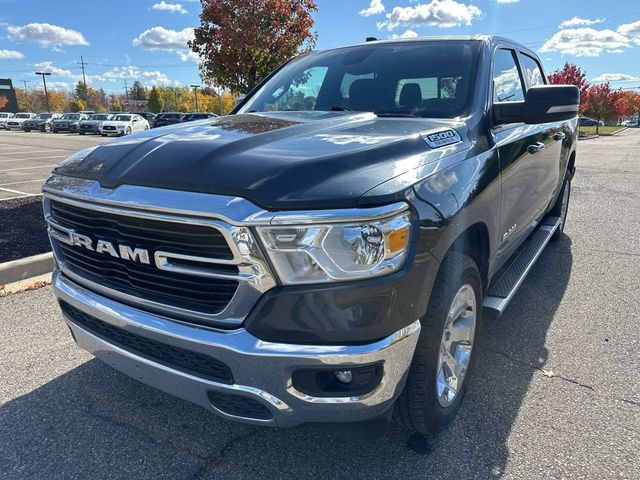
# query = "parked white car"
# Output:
<box><xmin>6</xmin><ymin>112</ymin><xmax>37</xmax><ymax>130</ymax></box>
<box><xmin>99</xmin><ymin>114</ymin><xmax>149</xmax><ymax>136</ymax></box>
<box><xmin>0</xmin><ymin>112</ymin><xmax>15</xmax><ymax>129</ymax></box>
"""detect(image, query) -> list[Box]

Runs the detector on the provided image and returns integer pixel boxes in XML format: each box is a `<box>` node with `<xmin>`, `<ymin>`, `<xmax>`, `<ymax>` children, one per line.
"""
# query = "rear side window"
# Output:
<box><xmin>520</xmin><ymin>53</ymin><xmax>545</xmax><ymax>88</ymax></box>
<box><xmin>492</xmin><ymin>49</ymin><xmax>524</xmax><ymax>102</ymax></box>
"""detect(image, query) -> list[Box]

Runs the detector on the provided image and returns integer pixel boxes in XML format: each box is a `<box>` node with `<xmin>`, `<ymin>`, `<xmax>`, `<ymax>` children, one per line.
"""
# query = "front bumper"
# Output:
<box><xmin>53</xmin><ymin>269</ymin><xmax>421</xmax><ymax>427</ymax></box>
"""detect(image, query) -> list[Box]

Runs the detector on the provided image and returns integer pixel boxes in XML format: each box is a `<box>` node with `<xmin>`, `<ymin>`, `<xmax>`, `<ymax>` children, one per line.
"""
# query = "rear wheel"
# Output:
<box><xmin>23</xmin><ymin>129</ymin><xmax>30</xmax><ymax>132</ymax></box>
<box><xmin>44</xmin><ymin>124</ymin><xmax>51</xmax><ymax>133</ymax></box>
<box><xmin>79</xmin><ymin>131</ymin><xmax>85</xmax><ymax>135</ymax></box>
<box><xmin>396</xmin><ymin>253</ymin><xmax>482</xmax><ymax>434</ymax></box>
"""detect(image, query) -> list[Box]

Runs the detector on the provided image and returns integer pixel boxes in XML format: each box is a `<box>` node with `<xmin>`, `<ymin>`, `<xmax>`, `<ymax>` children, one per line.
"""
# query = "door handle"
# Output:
<box><xmin>553</xmin><ymin>132</ymin><xmax>566</xmax><ymax>141</ymax></box>
<box><xmin>527</xmin><ymin>142</ymin><xmax>545</xmax><ymax>154</ymax></box>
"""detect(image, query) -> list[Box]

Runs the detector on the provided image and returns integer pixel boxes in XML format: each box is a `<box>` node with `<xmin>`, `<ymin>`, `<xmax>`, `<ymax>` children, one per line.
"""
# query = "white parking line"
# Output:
<box><xmin>0</xmin><ymin>178</ymin><xmax>47</xmax><ymax>186</ymax></box>
<box><xmin>0</xmin><ymin>193</ymin><xmax>42</xmax><ymax>201</ymax></box>
<box><xmin>0</xmin><ymin>150</ymin><xmax>68</xmax><ymax>156</ymax></box>
<box><xmin>0</xmin><ymin>186</ymin><xmax>31</xmax><ymax>195</ymax></box>
<box><xmin>0</xmin><ymin>165</ymin><xmax>55</xmax><ymax>172</ymax></box>
<box><xmin>0</xmin><ymin>155</ymin><xmax>67</xmax><ymax>164</ymax></box>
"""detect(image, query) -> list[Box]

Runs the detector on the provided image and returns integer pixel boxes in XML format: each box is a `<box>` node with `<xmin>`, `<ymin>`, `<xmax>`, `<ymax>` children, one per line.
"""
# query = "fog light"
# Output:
<box><xmin>334</xmin><ymin>370</ymin><xmax>353</xmax><ymax>384</ymax></box>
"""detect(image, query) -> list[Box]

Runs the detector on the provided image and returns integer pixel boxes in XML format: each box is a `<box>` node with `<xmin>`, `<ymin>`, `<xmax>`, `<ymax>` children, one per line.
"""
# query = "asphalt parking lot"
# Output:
<box><xmin>0</xmin><ymin>129</ymin><xmax>109</xmax><ymax>200</ymax></box>
<box><xmin>1</xmin><ymin>130</ymin><xmax>639</xmax><ymax>479</ymax></box>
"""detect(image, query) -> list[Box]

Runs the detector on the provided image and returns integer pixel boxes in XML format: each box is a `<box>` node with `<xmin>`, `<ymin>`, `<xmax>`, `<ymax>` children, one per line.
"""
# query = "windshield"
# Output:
<box><xmin>90</xmin><ymin>114</ymin><xmax>110</xmax><ymax>120</ymax></box>
<box><xmin>35</xmin><ymin>114</ymin><xmax>52</xmax><ymax>119</ymax></box>
<box><xmin>239</xmin><ymin>41</ymin><xmax>480</xmax><ymax>118</ymax></box>
<box><xmin>62</xmin><ymin>114</ymin><xmax>80</xmax><ymax>120</ymax></box>
<box><xmin>114</xmin><ymin>115</ymin><xmax>131</xmax><ymax>121</ymax></box>
<box><xmin>16</xmin><ymin>113</ymin><xmax>31</xmax><ymax>118</ymax></box>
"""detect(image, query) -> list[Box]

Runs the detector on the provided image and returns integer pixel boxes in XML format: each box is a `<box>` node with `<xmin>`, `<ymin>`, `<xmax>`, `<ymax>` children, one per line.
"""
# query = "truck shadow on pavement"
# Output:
<box><xmin>1</xmin><ymin>237</ymin><xmax>573</xmax><ymax>479</ymax></box>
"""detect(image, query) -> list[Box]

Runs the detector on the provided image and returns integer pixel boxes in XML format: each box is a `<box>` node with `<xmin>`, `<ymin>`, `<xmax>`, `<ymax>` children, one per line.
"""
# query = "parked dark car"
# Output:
<box><xmin>181</xmin><ymin>113</ymin><xmax>218</xmax><ymax>122</ymax></box>
<box><xmin>152</xmin><ymin>112</ymin><xmax>184</xmax><ymax>128</ymax></box>
<box><xmin>52</xmin><ymin>113</ymin><xmax>89</xmax><ymax>133</ymax></box>
<box><xmin>22</xmin><ymin>113</ymin><xmax>62</xmax><ymax>132</ymax></box>
<box><xmin>44</xmin><ymin>36</ymin><xmax>579</xmax><ymax>437</ymax></box>
<box><xmin>579</xmin><ymin>117</ymin><xmax>601</xmax><ymax>127</ymax></box>
<box><xmin>131</xmin><ymin>112</ymin><xmax>157</xmax><ymax>123</ymax></box>
<box><xmin>78</xmin><ymin>113</ymin><xmax>114</xmax><ymax>135</ymax></box>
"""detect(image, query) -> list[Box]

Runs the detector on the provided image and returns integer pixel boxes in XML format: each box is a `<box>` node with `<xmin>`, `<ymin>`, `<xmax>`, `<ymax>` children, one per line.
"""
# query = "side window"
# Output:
<box><xmin>492</xmin><ymin>49</ymin><xmax>525</xmax><ymax>102</ymax></box>
<box><xmin>520</xmin><ymin>53</ymin><xmax>545</xmax><ymax>88</ymax></box>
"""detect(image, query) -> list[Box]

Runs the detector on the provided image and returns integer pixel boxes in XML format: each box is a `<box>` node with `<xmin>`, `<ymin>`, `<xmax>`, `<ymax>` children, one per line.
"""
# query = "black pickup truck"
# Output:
<box><xmin>43</xmin><ymin>36</ymin><xmax>578</xmax><ymax>435</ymax></box>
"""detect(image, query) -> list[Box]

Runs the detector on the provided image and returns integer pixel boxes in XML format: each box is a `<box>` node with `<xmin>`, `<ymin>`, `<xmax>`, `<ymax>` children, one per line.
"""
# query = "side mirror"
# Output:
<box><xmin>494</xmin><ymin>85</ymin><xmax>580</xmax><ymax>125</ymax></box>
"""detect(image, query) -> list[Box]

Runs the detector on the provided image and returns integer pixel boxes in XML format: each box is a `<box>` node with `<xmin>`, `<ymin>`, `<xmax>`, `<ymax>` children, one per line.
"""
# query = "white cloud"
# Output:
<box><xmin>559</xmin><ymin>17</ymin><xmax>605</xmax><ymax>28</ymax></box>
<box><xmin>0</xmin><ymin>49</ymin><xmax>24</xmax><ymax>59</ymax></box>
<box><xmin>7</xmin><ymin>23</ymin><xmax>88</xmax><ymax>48</ymax></box>
<box><xmin>618</xmin><ymin>20</ymin><xmax>640</xmax><ymax>45</ymax></box>
<box><xmin>540</xmin><ymin>28</ymin><xmax>631</xmax><ymax>57</ymax></box>
<box><xmin>31</xmin><ymin>60</ymin><xmax>178</xmax><ymax>87</ymax></box>
<box><xmin>34</xmin><ymin>61</ymin><xmax>76</xmax><ymax>78</ymax></box>
<box><xmin>381</xmin><ymin>0</ymin><xmax>482</xmax><ymax>30</ymax></box>
<box><xmin>42</xmin><ymin>81</ymin><xmax>73</xmax><ymax>91</ymax></box>
<box><xmin>391</xmin><ymin>29</ymin><xmax>419</xmax><ymax>39</ymax></box>
<box><xmin>179</xmin><ymin>50</ymin><xmax>200</xmax><ymax>62</ymax></box>
<box><xmin>592</xmin><ymin>73</ymin><xmax>640</xmax><ymax>82</ymax></box>
<box><xmin>152</xmin><ymin>1</ymin><xmax>187</xmax><ymax>14</ymax></box>
<box><xmin>133</xmin><ymin>26</ymin><xmax>194</xmax><ymax>51</ymax></box>
<box><xmin>360</xmin><ymin>0</ymin><xmax>385</xmax><ymax>17</ymax></box>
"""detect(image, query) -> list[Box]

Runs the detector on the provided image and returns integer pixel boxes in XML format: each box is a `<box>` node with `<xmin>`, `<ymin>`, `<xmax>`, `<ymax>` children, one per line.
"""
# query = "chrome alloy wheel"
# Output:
<box><xmin>436</xmin><ymin>284</ymin><xmax>477</xmax><ymax>407</ymax></box>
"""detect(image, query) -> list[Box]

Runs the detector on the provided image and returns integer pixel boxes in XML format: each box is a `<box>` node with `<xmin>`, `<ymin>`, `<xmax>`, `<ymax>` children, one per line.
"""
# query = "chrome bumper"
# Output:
<box><xmin>53</xmin><ymin>269</ymin><xmax>421</xmax><ymax>427</ymax></box>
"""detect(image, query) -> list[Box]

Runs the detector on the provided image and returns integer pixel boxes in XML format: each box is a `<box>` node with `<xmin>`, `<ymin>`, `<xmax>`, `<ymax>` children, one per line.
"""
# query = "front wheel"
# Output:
<box><xmin>125</xmin><ymin>127</ymin><xmax>131</xmax><ymax>135</ymax></box>
<box><xmin>396</xmin><ymin>253</ymin><xmax>482</xmax><ymax>435</ymax></box>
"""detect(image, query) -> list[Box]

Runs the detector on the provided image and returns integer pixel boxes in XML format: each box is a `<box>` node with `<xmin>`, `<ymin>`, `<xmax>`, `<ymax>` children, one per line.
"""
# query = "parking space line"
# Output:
<box><xmin>0</xmin><ymin>165</ymin><xmax>55</xmax><ymax>172</ymax></box>
<box><xmin>0</xmin><ymin>193</ymin><xmax>42</xmax><ymax>201</ymax></box>
<box><xmin>0</xmin><ymin>150</ymin><xmax>68</xmax><ymax>156</ymax></box>
<box><xmin>0</xmin><ymin>155</ymin><xmax>67</xmax><ymax>164</ymax></box>
<box><xmin>0</xmin><ymin>178</ymin><xmax>47</xmax><ymax>186</ymax></box>
<box><xmin>0</xmin><ymin>186</ymin><xmax>31</xmax><ymax>196</ymax></box>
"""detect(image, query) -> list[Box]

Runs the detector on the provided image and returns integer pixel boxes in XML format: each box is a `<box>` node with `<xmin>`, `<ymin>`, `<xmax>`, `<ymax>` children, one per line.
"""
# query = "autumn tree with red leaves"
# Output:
<box><xmin>548</xmin><ymin>63</ymin><xmax>590</xmax><ymax>114</ymax></box>
<box><xmin>582</xmin><ymin>83</ymin><xmax>623</xmax><ymax>135</ymax></box>
<box><xmin>0</xmin><ymin>95</ymin><xmax>8</xmax><ymax>110</ymax></box>
<box><xmin>190</xmin><ymin>0</ymin><xmax>318</xmax><ymax>94</ymax></box>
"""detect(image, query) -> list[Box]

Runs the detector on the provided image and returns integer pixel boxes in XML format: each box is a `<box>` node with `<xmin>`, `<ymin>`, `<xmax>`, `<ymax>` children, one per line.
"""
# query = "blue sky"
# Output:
<box><xmin>1</xmin><ymin>0</ymin><xmax>639</xmax><ymax>94</ymax></box>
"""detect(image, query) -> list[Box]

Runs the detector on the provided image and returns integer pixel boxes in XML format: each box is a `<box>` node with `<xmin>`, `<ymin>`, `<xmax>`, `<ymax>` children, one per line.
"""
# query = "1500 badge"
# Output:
<box><xmin>422</xmin><ymin>129</ymin><xmax>462</xmax><ymax>148</ymax></box>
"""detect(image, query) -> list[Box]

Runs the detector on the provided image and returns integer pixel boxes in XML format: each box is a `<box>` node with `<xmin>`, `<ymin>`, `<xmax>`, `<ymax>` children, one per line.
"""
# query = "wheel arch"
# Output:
<box><xmin>443</xmin><ymin>222</ymin><xmax>491</xmax><ymax>293</ymax></box>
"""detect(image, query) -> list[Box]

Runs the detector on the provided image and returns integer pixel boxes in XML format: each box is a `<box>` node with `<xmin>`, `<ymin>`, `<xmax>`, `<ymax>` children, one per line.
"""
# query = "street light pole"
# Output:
<box><xmin>190</xmin><ymin>84</ymin><xmax>200</xmax><ymax>113</ymax></box>
<box><xmin>35</xmin><ymin>72</ymin><xmax>52</xmax><ymax>112</ymax></box>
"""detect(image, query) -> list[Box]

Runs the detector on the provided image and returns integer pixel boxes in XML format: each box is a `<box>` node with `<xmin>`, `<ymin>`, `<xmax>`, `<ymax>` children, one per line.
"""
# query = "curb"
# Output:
<box><xmin>0</xmin><ymin>252</ymin><xmax>55</xmax><ymax>285</ymax></box>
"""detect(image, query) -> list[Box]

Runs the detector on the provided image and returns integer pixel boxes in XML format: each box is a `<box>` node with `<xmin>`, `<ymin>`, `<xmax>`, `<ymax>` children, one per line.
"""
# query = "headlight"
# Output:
<box><xmin>257</xmin><ymin>211</ymin><xmax>412</xmax><ymax>284</ymax></box>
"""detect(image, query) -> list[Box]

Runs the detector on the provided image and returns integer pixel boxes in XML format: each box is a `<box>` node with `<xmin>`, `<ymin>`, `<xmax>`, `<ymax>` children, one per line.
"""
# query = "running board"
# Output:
<box><xmin>483</xmin><ymin>216</ymin><xmax>561</xmax><ymax>318</ymax></box>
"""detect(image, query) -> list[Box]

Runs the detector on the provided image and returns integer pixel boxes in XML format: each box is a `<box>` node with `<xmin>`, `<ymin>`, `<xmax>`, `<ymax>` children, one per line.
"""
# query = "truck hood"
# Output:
<box><xmin>54</xmin><ymin>111</ymin><xmax>471</xmax><ymax>210</ymax></box>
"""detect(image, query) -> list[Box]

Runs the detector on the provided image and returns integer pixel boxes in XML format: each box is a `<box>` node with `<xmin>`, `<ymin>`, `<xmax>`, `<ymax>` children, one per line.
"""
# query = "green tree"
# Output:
<box><xmin>148</xmin><ymin>86</ymin><xmax>164</xmax><ymax>113</ymax></box>
<box><xmin>189</xmin><ymin>0</ymin><xmax>317</xmax><ymax>94</ymax></box>
<box><xmin>129</xmin><ymin>81</ymin><xmax>148</xmax><ymax>101</ymax></box>
<box><xmin>111</xmin><ymin>101</ymin><xmax>123</xmax><ymax>112</ymax></box>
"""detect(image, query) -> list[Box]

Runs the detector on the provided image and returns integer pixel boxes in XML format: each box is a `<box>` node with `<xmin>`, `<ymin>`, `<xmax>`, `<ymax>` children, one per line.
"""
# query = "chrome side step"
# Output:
<box><xmin>483</xmin><ymin>216</ymin><xmax>561</xmax><ymax>318</ymax></box>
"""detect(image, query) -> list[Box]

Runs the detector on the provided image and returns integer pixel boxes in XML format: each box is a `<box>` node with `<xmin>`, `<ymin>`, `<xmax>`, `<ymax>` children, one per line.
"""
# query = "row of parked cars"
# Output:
<box><xmin>0</xmin><ymin>111</ymin><xmax>218</xmax><ymax>136</ymax></box>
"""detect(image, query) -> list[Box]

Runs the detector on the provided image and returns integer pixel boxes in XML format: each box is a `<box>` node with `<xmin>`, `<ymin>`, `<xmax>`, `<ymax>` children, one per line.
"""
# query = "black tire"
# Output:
<box><xmin>23</xmin><ymin>129</ymin><xmax>30</xmax><ymax>132</ymax></box>
<box><xmin>396</xmin><ymin>253</ymin><xmax>482</xmax><ymax>435</ymax></box>
<box><xmin>79</xmin><ymin>131</ymin><xmax>85</xmax><ymax>135</ymax></box>
<box><xmin>101</xmin><ymin>134</ymin><xmax>107</xmax><ymax>137</ymax></box>
<box><xmin>550</xmin><ymin>172</ymin><xmax>572</xmax><ymax>241</ymax></box>
<box><xmin>52</xmin><ymin>129</ymin><xmax>58</xmax><ymax>133</ymax></box>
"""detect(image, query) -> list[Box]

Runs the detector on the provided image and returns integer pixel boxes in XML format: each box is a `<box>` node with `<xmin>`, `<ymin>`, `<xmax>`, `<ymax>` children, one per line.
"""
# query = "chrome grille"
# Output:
<box><xmin>43</xmin><ymin>180</ymin><xmax>275</xmax><ymax>328</ymax></box>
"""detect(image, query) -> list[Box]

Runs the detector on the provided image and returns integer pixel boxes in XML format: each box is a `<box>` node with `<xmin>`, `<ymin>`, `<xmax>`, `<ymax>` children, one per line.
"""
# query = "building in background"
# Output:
<box><xmin>0</xmin><ymin>79</ymin><xmax>19</xmax><ymax>112</ymax></box>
